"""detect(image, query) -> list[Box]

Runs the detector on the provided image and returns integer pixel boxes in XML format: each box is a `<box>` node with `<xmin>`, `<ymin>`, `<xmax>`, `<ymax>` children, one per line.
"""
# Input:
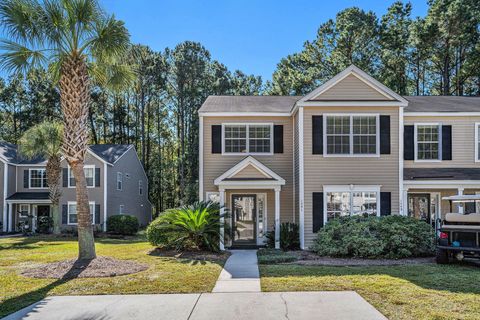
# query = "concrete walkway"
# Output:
<box><xmin>212</xmin><ymin>249</ymin><xmax>260</xmax><ymax>292</ymax></box>
<box><xmin>2</xmin><ymin>292</ymin><xmax>387</xmax><ymax>320</ymax></box>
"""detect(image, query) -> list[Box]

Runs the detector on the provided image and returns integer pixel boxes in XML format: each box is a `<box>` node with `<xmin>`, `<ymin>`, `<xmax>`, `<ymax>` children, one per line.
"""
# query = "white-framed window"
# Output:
<box><xmin>29</xmin><ymin>169</ymin><xmax>47</xmax><ymax>189</ymax></box>
<box><xmin>324</xmin><ymin>114</ymin><xmax>379</xmax><ymax>156</ymax></box>
<box><xmin>19</xmin><ymin>204</ymin><xmax>30</xmax><ymax>218</ymax></box>
<box><xmin>206</xmin><ymin>192</ymin><xmax>220</xmax><ymax>203</ymax></box>
<box><xmin>415</xmin><ymin>123</ymin><xmax>441</xmax><ymax>161</ymax></box>
<box><xmin>117</xmin><ymin>172</ymin><xmax>123</xmax><ymax>190</ymax></box>
<box><xmin>475</xmin><ymin>123</ymin><xmax>480</xmax><ymax>162</ymax></box>
<box><xmin>68</xmin><ymin>165</ymin><xmax>95</xmax><ymax>188</ymax></box>
<box><xmin>324</xmin><ymin>185</ymin><xmax>380</xmax><ymax>223</ymax></box>
<box><xmin>119</xmin><ymin>205</ymin><xmax>125</xmax><ymax>214</ymax></box>
<box><xmin>222</xmin><ymin>123</ymin><xmax>273</xmax><ymax>155</ymax></box>
<box><xmin>67</xmin><ymin>201</ymin><xmax>95</xmax><ymax>225</ymax></box>
<box><xmin>138</xmin><ymin>180</ymin><xmax>143</xmax><ymax>195</ymax></box>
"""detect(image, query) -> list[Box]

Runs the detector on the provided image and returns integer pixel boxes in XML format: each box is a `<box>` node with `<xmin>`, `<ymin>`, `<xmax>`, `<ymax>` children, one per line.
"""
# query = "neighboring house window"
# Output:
<box><xmin>222</xmin><ymin>124</ymin><xmax>273</xmax><ymax>154</ymax></box>
<box><xmin>67</xmin><ymin>201</ymin><xmax>94</xmax><ymax>225</ymax></box>
<box><xmin>68</xmin><ymin>165</ymin><xmax>95</xmax><ymax>187</ymax></box>
<box><xmin>19</xmin><ymin>204</ymin><xmax>30</xmax><ymax>218</ymax></box>
<box><xmin>325</xmin><ymin>187</ymin><xmax>379</xmax><ymax>222</ymax></box>
<box><xmin>415</xmin><ymin>124</ymin><xmax>441</xmax><ymax>161</ymax></box>
<box><xmin>206</xmin><ymin>192</ymin><xmax>220</xmax><ymax>203</ymax></box>
<box><xmin>29</xmin><ymin>169</ymin><xmax>47</xmax><ymax>188</ymax></box>
<box><xmin>325</xmin><ymin>115</ymin><xmax>378</xmax><ymax>156</ymax></box>
<box><xmin>139</xmin><ymin>180</ymin><xmax>143</xmax><ymax>195</ymax></box>
<box><xmin>117</xmin><ymin>172</ymin><xmax>123</xmax><ymax>190</ymax></box>
<box><xmin>119</xmin><ymin>205</ymin><xmax>124</xmax><ymax>214</ymax></box>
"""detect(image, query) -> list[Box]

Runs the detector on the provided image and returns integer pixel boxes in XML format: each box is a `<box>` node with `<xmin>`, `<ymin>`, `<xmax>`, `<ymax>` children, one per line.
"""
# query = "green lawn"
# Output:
<box><xmin>260</xmin><ymin>263</ymin><xmax>480</xmax><ymax>320</ymax></box>
<box><xmin>0</xmin><ymin>236</ymin><xmax>225</xmax><ymax>318</ymax></box>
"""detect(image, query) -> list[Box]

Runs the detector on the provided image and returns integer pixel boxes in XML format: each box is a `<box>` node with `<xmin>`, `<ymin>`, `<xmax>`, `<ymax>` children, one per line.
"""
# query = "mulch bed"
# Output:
<box><xmin>149</xmin><ymin>248</ymin><xmax>230</xmax><ymax>263</ymax></box>
<box><xmin>286</xmin><ymin>251</ymin><xmax>435</xmax><ymax>266</ymax></box>
<box><xmin>21</xmin><ymin>256</ymin><xmax>149</xmax><ymax>279</ymax></box>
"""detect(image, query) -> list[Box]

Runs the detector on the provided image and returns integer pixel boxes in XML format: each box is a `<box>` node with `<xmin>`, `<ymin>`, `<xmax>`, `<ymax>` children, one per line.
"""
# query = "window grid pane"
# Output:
<box><xmin>326</xmin><ymin>116</ymin><xmax>350</xmax><ymax>154</ymax></box>
<box><xmin>326</xmin><ymin>192</ymin><xmax>351</xmax><ymax>221</ymax></box>
<box><xmin>30</xmin><ymin>169</ymin><xmax>47</xmax><ymax>188</ymax></box>
<box><xmin>68</xmin><ymin>203</ymin><xmax>94</xmax><ymax>224</ymax></box>
<box><xmin>352</xmin><ymin>192</ymin><xmax>377</xmax><ymax>215</ymax></box>
<box><xmin>417</xmin><ymin>125</ymin><xmax>440</xmax><ymax>160</ymax></box>
<box><xmin>327</xmin><ymin>191</ymin><xmax>378</xmax><ymax>221</ymax></box>
<box><xmin>353</xmin><ymin>116</ymin><xmax>377</xmax><ymax>154</ymax></box>
<box><xmin>84</xmin><ymin>168</ymin><xmax>94</xmax><ymax>187</ymax></box>
<box><xmin>248</xmin><ymin>125</ymin><xmax>271</xmax><ymax>153</ymax></box>
<box><xmin>224</xmin><ymin>125</ymin><xmax>247</xmax><ymax>153</ymax></box>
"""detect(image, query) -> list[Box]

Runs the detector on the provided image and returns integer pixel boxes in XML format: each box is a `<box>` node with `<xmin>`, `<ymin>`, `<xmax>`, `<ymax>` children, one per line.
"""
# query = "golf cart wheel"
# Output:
<box><xmin>436</xmin><ymin>248</ymin><xmax>449</xmax><ymax>264</ymax></box>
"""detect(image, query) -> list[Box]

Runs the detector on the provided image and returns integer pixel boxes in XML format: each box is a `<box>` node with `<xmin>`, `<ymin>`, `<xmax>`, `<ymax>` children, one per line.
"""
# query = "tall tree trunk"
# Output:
<box><xmin>46</xmin><ymin>155</ymin><xmax>62</xmax><ymax>234</ymax></box>
<box><xmin>60</xmin><ymin>55</ymin><xmax>96</xmax><ymax>260</ymax></box>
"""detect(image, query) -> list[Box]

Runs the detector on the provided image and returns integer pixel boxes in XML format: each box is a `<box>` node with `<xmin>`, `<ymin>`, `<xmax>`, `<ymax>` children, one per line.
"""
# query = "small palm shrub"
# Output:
<box><xmin>146</xmin><ymin>201</ymin><xmax>226</xmax><ymax>252</ymax></box>
<box><xmin>107</xmin><ymin>215</ymin><xmax>139</xmax><ymax>235</ymax></box>
<box><xmin>266</xmin><ymin>222</ymin><xmax>300</xmax><ymax>250</ymax></box>
<box><xmin>312</xmin><ymin>215</ymin><xmax>435</xmax><ymax>259</ymax></box>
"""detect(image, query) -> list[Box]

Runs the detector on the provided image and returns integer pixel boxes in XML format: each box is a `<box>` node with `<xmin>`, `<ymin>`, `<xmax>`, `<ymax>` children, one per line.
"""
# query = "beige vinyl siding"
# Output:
<box><xmin>404</xmin><ymin>116</ymin><xmax>480</xmax><ymax>168</ymax></box>
<box><xmin>231</xmin><ymin>165</ymin><xmax>268</xmax><ymax>179</ymax></box>
<box><xmin>302</xmin><ymin>106</ymin><xmax>401</xmax><ymax>247</ymax></box>
<box><xmin>202</xmin><ymin>116</ymin><xmax>294</xmax><ymax>225</ymax></box>
<box><xmin>311</xmin><ymin>74</ymin><xmax>394</xmax><ymax>101</ymax></box>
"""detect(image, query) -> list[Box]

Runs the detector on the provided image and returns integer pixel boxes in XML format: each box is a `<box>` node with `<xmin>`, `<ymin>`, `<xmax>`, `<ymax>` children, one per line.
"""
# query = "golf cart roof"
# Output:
<box><xmin>442</xmin><ymin>195</ymin><xmax>480</xmax><ymax>202</ymax></box>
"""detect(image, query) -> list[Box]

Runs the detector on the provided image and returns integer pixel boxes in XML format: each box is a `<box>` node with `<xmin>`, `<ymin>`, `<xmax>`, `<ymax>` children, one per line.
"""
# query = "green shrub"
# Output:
<box><xmin>257</xmin><ymin>249</ymin><xmax>297</xmax><ymax>264</ymax></box>
<box><xmin>146</xmin><ymin>201</ymin><xmax>227</xmax><ymax>252</ymax></box>
<box><xmin>312</xmin><ymin>215</ymin><xmax>435</xmax><ymax>259</ymax></box>
<box><xmin>107</xmin><ymin>215</ymin><xmax>139</xmax><ymax>235</ymax></box>
<box><xmin>266</xmin><ymin>222</ymin><xmax>300</xmax><ymax>250</ymax></box>
<box><xmin>37</xmin><ymin>216</ymin><xmax>53</xmax><ymax>234</ymax></box>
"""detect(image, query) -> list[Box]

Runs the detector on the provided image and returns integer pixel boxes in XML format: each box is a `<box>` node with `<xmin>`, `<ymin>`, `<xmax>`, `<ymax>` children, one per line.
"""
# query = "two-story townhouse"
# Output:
<box><xmin>0</xmin><ymin>143</ymin><xmax>151</xmax><ymax>233</ymax></box>
<box><xmin>198</xmin><ymin>65</ymin><xmax>480</xmax><ymax>250</ymax></box>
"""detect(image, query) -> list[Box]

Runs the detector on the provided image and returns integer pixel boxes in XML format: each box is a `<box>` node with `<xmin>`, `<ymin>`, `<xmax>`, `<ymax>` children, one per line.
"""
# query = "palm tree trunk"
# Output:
<box><xmin>46</xmin><ymin>155</ymin><xmax>62</xmax><ymax>234</ymax></box>
<box><xmin>60</xmin><ymin>55</ymin><xmax>96</xmax><ymax>260</ymax></box>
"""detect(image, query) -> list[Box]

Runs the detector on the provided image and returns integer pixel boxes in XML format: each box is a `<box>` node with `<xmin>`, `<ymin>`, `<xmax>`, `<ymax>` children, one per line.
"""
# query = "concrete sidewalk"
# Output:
<box><xmin>212</xmin><ymin>249</ymin><xmax>260</xmax><ymax>292</ymax></box>
<box><xmin>2</xmin><ymin>292</ymin><xmax>387</xmax><ymax>320</ymax></box>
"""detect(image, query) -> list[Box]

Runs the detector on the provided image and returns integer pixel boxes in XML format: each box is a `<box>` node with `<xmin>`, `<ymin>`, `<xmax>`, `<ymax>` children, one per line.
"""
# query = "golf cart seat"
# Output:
<box><xmin>445</xmin><ymin>213</ymin><xmax>480</xmax><ymax>223</ymax></box>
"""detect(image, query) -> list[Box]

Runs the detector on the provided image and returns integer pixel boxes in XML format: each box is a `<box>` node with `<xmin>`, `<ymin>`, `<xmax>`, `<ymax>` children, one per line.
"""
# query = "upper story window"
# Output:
<box><xmin>222</xmin><ymin>124</ymin><xmax>273</xmax><ymax>155</ymax></box>
<box><xmin>415</xmin><ymin>124</ymin><xmax>440</xmax><ymax>161</ymax></box>
<box><xmin>68</xmin><ymin>165</ymin><xmax>95</xmax><ymax>187</ymax></box>
<box><xmin>324</xmin><ymin>115</ymin><xmax>378</xmax><ymax>156</ymax></box>
<box><xmin>117</xmin><ymin>172</ymin><xmax>123</xmax><ymax>190</ymax></box>
<box><xmin>29</xmin><ymin>169</ymin><xmax>47</xmax><ymax>188</ymax></box>
<box><xmin>138</xmin><ymin>180</ymin><xmax>143</xmax><ymax>195</ymax></box>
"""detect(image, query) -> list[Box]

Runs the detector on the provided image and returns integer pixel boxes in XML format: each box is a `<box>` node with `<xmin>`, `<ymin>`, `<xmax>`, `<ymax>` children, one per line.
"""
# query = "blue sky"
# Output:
<box><xmin>108</xmin><ymin>1</ymin><xmax>427</xmax><ymax>81</ymax></box>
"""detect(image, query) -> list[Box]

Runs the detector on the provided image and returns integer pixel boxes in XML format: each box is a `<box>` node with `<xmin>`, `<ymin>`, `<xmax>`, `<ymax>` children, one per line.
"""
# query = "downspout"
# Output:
<box><xmin>103</xmin><ymin>162</ymin><xmax>108</xmax><ymax>232</ymax></box>
<box><xmin>3</xmin><ymin>162</ymin><xmax>7</xmax><ymax>232</ymax></box>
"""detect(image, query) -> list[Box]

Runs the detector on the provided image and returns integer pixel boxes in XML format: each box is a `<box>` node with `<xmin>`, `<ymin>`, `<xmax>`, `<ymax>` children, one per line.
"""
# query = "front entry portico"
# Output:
<box><xmin>214</xmin><ymin>156</ymin><xmax>285</xmax><ymax>250</ymax></box>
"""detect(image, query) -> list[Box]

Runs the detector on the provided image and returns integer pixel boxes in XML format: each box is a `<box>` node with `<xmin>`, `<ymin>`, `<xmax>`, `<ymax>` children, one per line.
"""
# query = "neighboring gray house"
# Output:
<box><xmin>0</xmin><ymin>143</ymin><xmax>151</xmax><ymax>233</ymax></box>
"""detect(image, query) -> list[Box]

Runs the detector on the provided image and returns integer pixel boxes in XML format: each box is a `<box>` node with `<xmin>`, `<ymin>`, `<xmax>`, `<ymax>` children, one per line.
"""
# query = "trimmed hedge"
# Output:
<box><xmin>107</xmin><ymin>215</ymin><xmax>139</xmax><ymax>235</ymax></box>
<box><xmin>312</xmin><ymin>215</ymin><xmax>435</xmax><ymax>259</ymax></box>
<box><xmin>266</xmin><ymin>222</ymin><xmax>300</xmax><ymax>250</ymax></box>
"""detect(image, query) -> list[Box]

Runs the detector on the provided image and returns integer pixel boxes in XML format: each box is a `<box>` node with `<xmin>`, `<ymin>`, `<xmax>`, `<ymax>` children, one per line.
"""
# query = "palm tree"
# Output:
<box><xmin>19</xmin><ymin>121</ymin><xmax>63</xmax><ymax>234</ymax></box>
<box><xmin>0</xmin><ymin>0</ymin><xmax>130</xmax><ymax>260</ymax></box>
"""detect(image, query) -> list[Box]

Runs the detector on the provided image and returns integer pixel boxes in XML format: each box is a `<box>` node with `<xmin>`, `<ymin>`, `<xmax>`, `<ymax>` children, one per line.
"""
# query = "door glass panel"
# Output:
<box><xmin>408</xmin><ymin>194</ymin><xmax>431</xmax><ymax>223</ymax></box>
<box><xmin>257</xmin><ymin>194</ymin><xmax>265</xmax><ymax>239</ymax></box>
<box><xmin>232</xmin><ymin>195</ymin><xmax>256</xmax><ymax>243</ymax></box>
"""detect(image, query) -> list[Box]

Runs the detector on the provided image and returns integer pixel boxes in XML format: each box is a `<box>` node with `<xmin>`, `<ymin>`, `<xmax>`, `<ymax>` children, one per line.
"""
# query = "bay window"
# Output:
<box><xmin>325</xmin><ymin>115</ymin><xmax>378</xmax><ymax>156</ymax></box>
<box><xmin>223</xmin><ymin>124</ymin><xmax>272</xmax><ymax>154</ymax></box>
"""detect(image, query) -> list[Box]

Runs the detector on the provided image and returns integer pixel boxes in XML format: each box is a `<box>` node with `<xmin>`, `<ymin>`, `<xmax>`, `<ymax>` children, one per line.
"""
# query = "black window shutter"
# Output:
<box><xmin>380</xmin><ymin>192</ymin><xmax>391</xmax><ymax>216</ymax></box>
<box><xmin>380</xmin><ymin>115</ymin><xmax>391</xmax><ymax>154</ymax></box>
<box><xmin>95</xmin><ymin>168</ymin><xmax>101</xmax><ymax>187</ymax></box>
<box><xmin>95</xmin><ymin>204</ymin><xmax>101</xmax><ymax>224</ymax></box>
<box><xmin>312</xmin><ymin>116</ymin><xmax>323</xmax><ymax>154</ymax></box>
<box><xmin>274</xmin><ymin>125</ymin><xmax>284</xmax><ymax>153</ymax></box>
<box><xmin>62</xmin><ymin>168</ymin><xmax>68</xmax><ymax>187</ymax></box>
<box><xmin>313</xmin><ymin>192</ymin><xmax>324</xmax><ymax>232</ymax></box>
<box><xmin>23</xmin><ymin>170</ymin><xmax>29</xmax><ymax>188</ymax></box>
<box><xmin>211</xmin><ymin>125</ymin><xmax>222</xmax><ymax>154</ymax></box>
<box><xmin>404</xmin><ymin>125</ymin><xmax>414</xmax><ymax>160</ymax></box>
<box><xmin>442</xmin><ymin>125</ymin><xmax>452</xmax><ymax>160</ymax></box>
<box><xmin>62</xmin><ymin>205</ymin><xmax>68</xmax><ymax>224</ymax></box>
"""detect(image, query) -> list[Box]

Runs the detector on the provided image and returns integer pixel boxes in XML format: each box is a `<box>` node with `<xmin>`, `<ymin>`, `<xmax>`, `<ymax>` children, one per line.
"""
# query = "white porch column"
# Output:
<box><xmin>8</xmin><ymin>203</ymin><xmax>13</xmax><ymax>232</ymax></box>
<box><xmin>402</xmin><ymin>188</ymin><xmax>409</xmax><ymax>216</ymax></box>
<box><xmin>219</xmin><ymin>188</ymin><xmax>225</xmax><ymax>251</ymax></box>
<box><xmin>458</xmin><ymin>187</ymin><xmax>464</xmax><ymax>214</ymax></box>
<box><xmin>2</xmin><ymin>203</ymin><xmax>7</xmax><ymax>232</ymax></box>
<box><xmin>274</xmin><ymin>187</ymin><xmax>280</xmax><ymax>249</ymax></box>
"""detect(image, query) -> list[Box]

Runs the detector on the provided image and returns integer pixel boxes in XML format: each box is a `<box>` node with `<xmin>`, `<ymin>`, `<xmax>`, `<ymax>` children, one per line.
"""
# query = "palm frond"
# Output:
<box><xmin>86</xmin><ymin>14</ymin><xmax>130</xmax><ymax>62</ymax></box>
<box><xmin>0</xmin><ymin>0</ymin><xmax>43</xmax><ymax>44</ymax></box>
<box><xmin>0</xmin><ymin>39</ymin><xmax>48</xmax><ymax>74</ymax></box>
<box><xmin>18</xmin><ymin>121</ymin><xmax>63</xmax><ymax>159</ymax></box>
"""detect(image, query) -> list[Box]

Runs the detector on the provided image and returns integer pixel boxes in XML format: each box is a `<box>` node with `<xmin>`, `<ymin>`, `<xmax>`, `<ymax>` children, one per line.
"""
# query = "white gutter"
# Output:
<box><xmin>103</xmin><ymin>162</ymin><xmax>108</xmax><ymax>232</ymax></box>
<box><xmin>3</xmin><ymin>162</ymin><xmax>7</xmax><ymax>232</ymax></box>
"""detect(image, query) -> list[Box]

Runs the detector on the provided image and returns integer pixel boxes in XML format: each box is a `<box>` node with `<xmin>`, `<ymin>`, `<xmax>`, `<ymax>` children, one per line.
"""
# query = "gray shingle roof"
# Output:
<box><xmin>199</xmin><ymin>96</ymin><xmax>302</xmax><ymax>113</ymax></box>
<box><xmin>0</xmin><ymin>142</ymin><xmax>132</xmax><ymax>165</ymax></box>
<box><xmin>198</xmin><ymin>95</ymin><xmax>480</xmax><ymax>113</ymax></box>
<box><xmin>404</xmin><ymin>168</ymin><xmax>480</xmax><ymax>181</ymax></box>
<box><xmin>6</xmin><ymin>192</ymin><xmax>50</xmax><ymax>201</ymax></box>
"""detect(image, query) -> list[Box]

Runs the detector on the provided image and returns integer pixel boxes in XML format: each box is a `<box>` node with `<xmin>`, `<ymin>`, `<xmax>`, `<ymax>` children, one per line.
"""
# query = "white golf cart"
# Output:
<box><xmin>436</xmin><ymin>194</ymin><xmax>480</xmax><ymax>264</ymax></box>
